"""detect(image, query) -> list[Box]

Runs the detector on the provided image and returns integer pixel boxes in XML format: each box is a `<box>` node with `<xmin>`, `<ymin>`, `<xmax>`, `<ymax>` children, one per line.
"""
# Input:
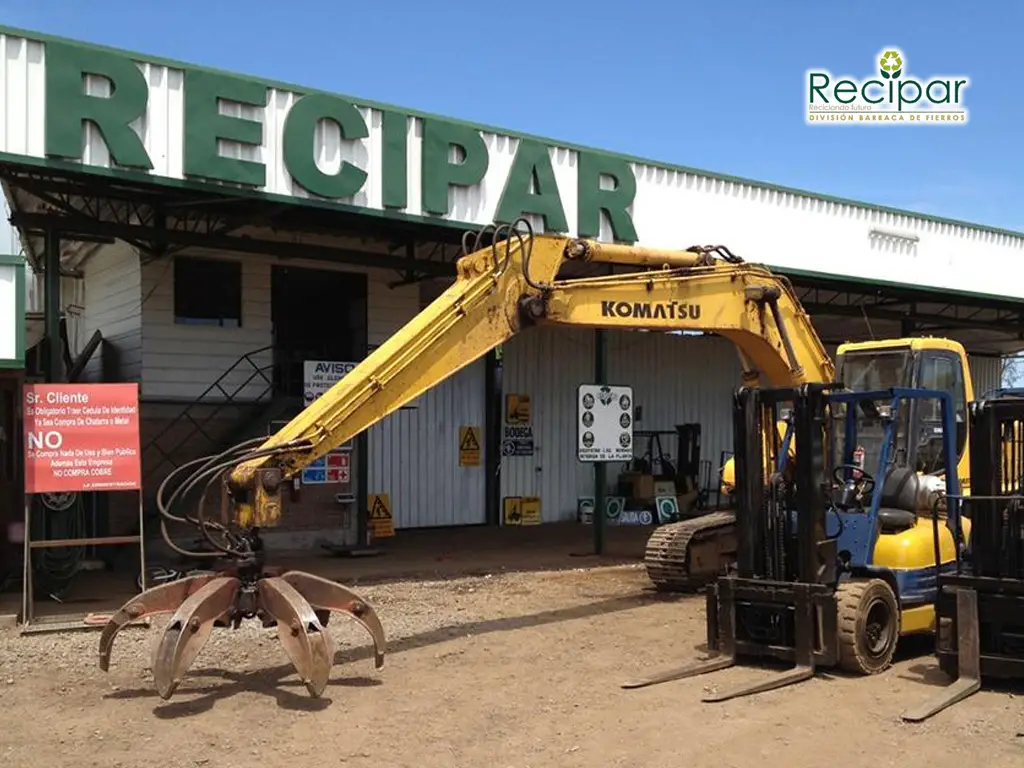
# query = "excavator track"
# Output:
<box><xmin>643</xmin><ymin>511</ymin><xmax>738</xmax><ymax>591</ymax></box>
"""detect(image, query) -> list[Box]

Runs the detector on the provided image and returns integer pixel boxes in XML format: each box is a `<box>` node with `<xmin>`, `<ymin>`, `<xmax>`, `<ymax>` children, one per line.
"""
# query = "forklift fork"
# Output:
<box><xmin>622</xmin><ymin>579</ymin><xmax>819</xmax><ymax>701</ymax></box>
<box><xmin>901</xmin><ymin>587</ymin><xmax>982</xmax><ymax>722</ymax></box>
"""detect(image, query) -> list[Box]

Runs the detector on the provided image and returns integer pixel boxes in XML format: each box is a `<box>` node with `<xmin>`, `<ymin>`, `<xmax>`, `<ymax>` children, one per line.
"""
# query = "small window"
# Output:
<box><xmin>918</xmin><ymin>353</ymin><xmax>966</xmax><ymax>420</ymax></box>
<box><xmin>173</xmin><ymin>256</ymin><xmax>242</xmax><ymax>328</ymax></box>
<box><xmin>916</xmin><ymin>351</ymin><xmax>968</xmax><ymax>469</ymax></box>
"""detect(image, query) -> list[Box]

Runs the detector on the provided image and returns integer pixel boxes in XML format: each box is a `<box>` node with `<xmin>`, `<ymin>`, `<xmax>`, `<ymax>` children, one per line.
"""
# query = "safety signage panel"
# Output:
<box><xmin>502</xmin><ymin>496</ymin><xmax>541</xmax><ymax>525</ymax></box>
<box><xmin>23</xmin><ymin>383</ymin><xmax>141</xmax><ymax>494</ymax></box>
<box><xmin>505</xmin><ymin>393</ymin><xmax>531</xmax><ymax>424</ymax></box>
<box><xmin>656</xmin><ymin>495</ymin><xmax>680</xmax><ymax>524</ymax></box>
<box><xmin>459</xmin><ymin>426</ymin><xmax>482</xmax><ymax>466</ymax></box>
<box><xmin>501</xmin><ymin>424</ymin><xmax>534</xmax><ymax>457</ymax></box>
<box><xmin>302</xmin><ymin>360</ymin><xmax>356</xmax><ymax>484</ymax></box>
<box><xmin>577</xmin><ymin>384</ymin><xmax>634</xmax><ymax>463</ymax></box>
<box><xmin>368</xmin><ymin>493</ymin><xmax>395</xmax><ymax>537</ymax></box>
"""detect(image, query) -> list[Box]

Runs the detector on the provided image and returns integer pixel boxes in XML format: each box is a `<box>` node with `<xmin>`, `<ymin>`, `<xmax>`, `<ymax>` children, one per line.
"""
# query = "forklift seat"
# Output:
<box><xmin>876</xmin><ymin>466</ymin><xmax>920</xmax><ymax>533</ymax></box>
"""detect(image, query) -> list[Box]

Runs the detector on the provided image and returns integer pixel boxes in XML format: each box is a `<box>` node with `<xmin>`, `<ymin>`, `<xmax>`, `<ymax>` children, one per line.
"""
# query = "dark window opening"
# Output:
<box><xmin>915</xmin><ymin>351</ymin><xmax>968</xmax><ymax>471</ymax></box>
<box><xmin>173</xmin><ymin>256</ymin><xmax>242</xmax><ymax>328</ymax></box>
<box><xmin>270</xmin><ymin>265</ymin><xmax>368</xmax><ymax>398</ymax></box>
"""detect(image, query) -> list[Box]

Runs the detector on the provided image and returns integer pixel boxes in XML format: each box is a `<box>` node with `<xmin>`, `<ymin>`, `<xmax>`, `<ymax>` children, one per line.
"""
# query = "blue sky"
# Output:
<box><xmin>3</xmin><ymin>0</ymin><xmax>1017</xmax><ymax>230</ymax></box>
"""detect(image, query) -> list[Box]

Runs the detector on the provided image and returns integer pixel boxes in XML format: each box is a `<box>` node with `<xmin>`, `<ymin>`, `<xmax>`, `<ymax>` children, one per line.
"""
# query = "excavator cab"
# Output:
<box><xmin>624</xmin><ymin>383</ymin><xmax>964</xmax><ymax>702</ymax></box>
<box><xmin>834</xmin><ymin>339</ymin><xmax>972</xmax><ymax>487</ymax></box>
<box><xmin>714</xmin><ymin>340</ymin><xmax>971</xmax><ymax>500</ymax></box>
<box><xmin>660</xmin><ymin>338</ymin><xmax>974</xmax><ymax>593</ymax></box>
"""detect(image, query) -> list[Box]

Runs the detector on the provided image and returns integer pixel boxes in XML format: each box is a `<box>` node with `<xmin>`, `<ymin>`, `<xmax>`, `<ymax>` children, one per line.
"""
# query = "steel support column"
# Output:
<box><xmin>44</xmin><ymin>229</ymin><xmax>62</xmax><ymax>383</ymax></box>
<box><xmin>593</xmin><ymin>329</ymin><xmax>608</xmax><ymax>555</ymax></box>
<box><xmin>484</xmin><ymin>349</ymin><xmax>501</xmax><ymax>526</ymax></box>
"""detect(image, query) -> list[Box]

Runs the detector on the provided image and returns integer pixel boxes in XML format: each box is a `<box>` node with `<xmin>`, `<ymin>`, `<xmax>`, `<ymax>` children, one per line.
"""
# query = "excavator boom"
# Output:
<box><xmin>229</xmin><ymin>229</ymin><xmax>834</xmax><ymax>498</ymax></box>
<box><xmin>100</xmin><ymin>219</ymin><xmax>839</xmax><ymax>700</ymax></box>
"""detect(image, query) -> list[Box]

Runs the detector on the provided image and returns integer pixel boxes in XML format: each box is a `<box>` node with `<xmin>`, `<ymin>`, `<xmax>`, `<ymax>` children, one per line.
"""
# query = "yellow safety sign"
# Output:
<box><xmin>503</xmin><ymin>496</ymin><xmax>522</xmax><ymax>525</ymax></box>
<box><xmin>459</xmin><ymin>426</ymin><xmax>482</xmax><ymax>466</ymax></box>
<box><xmin>503</xmin><ymin>495</ymin><xmax>541</xmax><ymax>525</ymax></box>
<box><xmin>520</xmin><ymin>496</ymin><xmax>541</xmax><ymax>525</ymax></box>
<box><xmin>368</xmin><ymin>493</ymin><xmax>394</xmax><ymax>538</ymax></box>
<box><xmin>505</xmin><ymin>393</ymin><xmax>531</xmax><ymax>424</ymax></box>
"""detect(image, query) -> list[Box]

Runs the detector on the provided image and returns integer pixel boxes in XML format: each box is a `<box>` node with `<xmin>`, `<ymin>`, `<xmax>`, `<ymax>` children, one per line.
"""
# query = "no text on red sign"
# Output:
<box><xmin>23</xmin><ymin>383</ymin><xmax>142</xmax><ymax>494</ymax></box>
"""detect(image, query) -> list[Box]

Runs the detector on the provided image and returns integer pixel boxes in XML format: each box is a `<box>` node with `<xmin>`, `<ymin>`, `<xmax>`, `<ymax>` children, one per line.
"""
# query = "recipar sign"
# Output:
<box><xmin>35</xmin><ymin>38</ymin><xmax>640</xmax><ymax>243</ymax></box>
<box><xmin>23</xmin><ymin>383</ymin><xmax>142</xmax><ymax>494</ymax></box>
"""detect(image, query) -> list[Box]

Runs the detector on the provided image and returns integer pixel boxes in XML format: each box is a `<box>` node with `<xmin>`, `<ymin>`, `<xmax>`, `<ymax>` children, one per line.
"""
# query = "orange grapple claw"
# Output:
<box><xmin>279</xmin><ymin>570</ymin><xmax>387</xmax><ymax>670</ymax></box>
<box><xmin>98</xmin><ymin>572</ymin><xmax>221</xmax><ymax>673</ymax></box>
<box><xmin>150</xmin><ymin>576</ymin><xmax>241</xmax><ymax>699</ymax></box>
<box><xmin>258</xmin><ymin>576</ymin><xmax>336</xmax><ymax>697</ymax></box>
<box><xmin>98</xmin><ymin>567</ymin><xmax>387</xmax><ymax>701</ymax></box>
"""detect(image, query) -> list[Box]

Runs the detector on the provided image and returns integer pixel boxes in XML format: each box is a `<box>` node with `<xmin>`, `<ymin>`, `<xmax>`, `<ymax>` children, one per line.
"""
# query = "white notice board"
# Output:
<box><xmin>577</xmin><ymin>384</ymin><xmax>634</xmax><ymax>463</ymax></box>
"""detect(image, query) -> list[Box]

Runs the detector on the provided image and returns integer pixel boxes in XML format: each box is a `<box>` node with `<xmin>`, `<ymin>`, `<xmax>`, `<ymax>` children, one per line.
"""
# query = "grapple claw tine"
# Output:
<box><xmin>258</xmin><ymin>576</ymin><xmax>336</xmax><ymax>697</ymax></box>
<box><xmin>98</xmin><ymin>572</ymin><xmax>221</xmax><ymax>672</ymax></box>
<box><xmin>150</xmin><ymin>576</ymin><xmax>241</xmax><ymax>700</ymax></box>
<box><xmin>279</xmin><ymin>570</ymin><xmax>387</xmax><ymax>670</ymax></box>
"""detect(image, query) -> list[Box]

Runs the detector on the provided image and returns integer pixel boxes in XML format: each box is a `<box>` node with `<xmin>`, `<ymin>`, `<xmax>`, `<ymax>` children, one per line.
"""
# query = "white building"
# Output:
<box><xmin>0</xmin><ymin>26</ymin><xmax>1020</xmax><ymax>549</ymax></box>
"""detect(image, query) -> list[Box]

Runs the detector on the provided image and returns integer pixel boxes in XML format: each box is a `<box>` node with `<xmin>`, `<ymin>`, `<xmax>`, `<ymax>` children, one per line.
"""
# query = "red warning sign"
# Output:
<box><xmin>23</xmin><ymin>383</ymin><xmax>142</xmax><ymax>494</ymax></box>
<box><xmin>326</xmin><ymin>451</ymin><xmax>350</xmax><ymax>483</ymax></box>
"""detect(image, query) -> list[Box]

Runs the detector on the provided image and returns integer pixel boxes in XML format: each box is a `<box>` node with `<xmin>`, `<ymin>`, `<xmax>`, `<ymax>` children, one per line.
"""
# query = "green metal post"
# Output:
<box><xmin>44</xmin><ymin>230</ymin><xmax>63</xmax><ymax>383</ymax></box>
<box><xmin>484</xmin><ymin>349</ymin><xmax>501</xmax><ymax>526</ymax></box>
<box><xmin>594</xmin><ymin>328</ymin><xmax>607</xmax><ymax>555</ymax></box>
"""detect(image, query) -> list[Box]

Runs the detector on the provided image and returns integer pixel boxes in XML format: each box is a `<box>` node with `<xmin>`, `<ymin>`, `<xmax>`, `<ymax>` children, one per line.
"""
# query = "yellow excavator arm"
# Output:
<box><xmin>225</xmin><ymin>226</ymin><xmax>834</xmax><ymax>527</ymax></box>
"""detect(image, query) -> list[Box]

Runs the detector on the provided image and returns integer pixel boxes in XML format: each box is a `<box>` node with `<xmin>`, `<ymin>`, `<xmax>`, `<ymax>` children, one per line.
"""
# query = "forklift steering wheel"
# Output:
<box><xmin>831</xmin><ymin>464</ymin><xmax>876</xmax><ymax>496</ymax></box>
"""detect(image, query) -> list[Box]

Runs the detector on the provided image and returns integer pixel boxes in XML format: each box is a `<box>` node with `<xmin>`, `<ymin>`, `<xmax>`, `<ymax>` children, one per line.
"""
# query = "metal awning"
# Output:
<box><xmin>3</xmin><ymin>156</ymin><xmax>1022</xmax><ymax>357</ymax></box>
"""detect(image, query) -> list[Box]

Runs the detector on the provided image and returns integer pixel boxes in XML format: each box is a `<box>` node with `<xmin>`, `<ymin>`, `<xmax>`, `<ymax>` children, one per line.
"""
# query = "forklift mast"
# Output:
<box><xmin>964</xmin><ymin>396</ymin><xmax>1024</xmax><ymax>578</ymax></box>
<box><xmin>732</xmin><ymin>383</ymin><xmax>834</xmax><ymax>586</ymax></box>
<box><xmin>903</xmin><ymin>393</ymin><xmax>1024</xmax><ymax>722</ymax></box>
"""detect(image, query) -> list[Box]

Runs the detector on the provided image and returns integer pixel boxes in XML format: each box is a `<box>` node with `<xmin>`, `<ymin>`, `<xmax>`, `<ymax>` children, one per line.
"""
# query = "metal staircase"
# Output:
<box><xmin>141</xmin><ymin>345</ymin><xmax>299</xmax><ymax>493</ymax></box>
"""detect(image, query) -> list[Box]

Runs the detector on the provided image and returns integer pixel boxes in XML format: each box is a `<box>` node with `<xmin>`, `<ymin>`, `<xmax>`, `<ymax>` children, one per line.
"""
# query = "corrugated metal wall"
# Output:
<box><xmin>498</xmin><ymin>326</ymin><xmax>595</xmax><ymax>522</ymax></box>
<box><xmin>368</xmin><ymin>359</ymin><xmax>487</xmax><ymax>529</ymax></box>
<box><xmin>0</xmin><ymin>195</ymin><xmax>21</xmax><ymax>256</ymax></box>
<box><xmin>968</xmin><ymin>354</ymin><xmax>1003</xmax><ymax>397</ymax></box>
<box><xmin>499</xmin><ymin>331</ymin><xmax>1007</xmax><ymax>523</ymax></box>
<box><xmin>608</xmin><ymin>331</ymin><xmax>742</xmax><ymax>482</ymax></box>
<box><xmin>500</xmin><ymin>328</ymin><xmax>741</xmax><ymax>522</ymax></box>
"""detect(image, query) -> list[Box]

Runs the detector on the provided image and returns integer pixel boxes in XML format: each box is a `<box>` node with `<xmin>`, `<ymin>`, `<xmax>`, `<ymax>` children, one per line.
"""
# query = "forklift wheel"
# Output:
<box><xmin>836</xmin><ymin>579</ymin><xmax>900</xmax><ymax>675</ymax></box>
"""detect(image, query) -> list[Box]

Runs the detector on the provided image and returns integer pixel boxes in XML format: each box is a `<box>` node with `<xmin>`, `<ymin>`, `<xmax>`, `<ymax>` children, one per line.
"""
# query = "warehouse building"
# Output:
<box><xmin>1</xmin><ymin>26</ymin><xmax>1022</xmax><ymax>555</ymax></box>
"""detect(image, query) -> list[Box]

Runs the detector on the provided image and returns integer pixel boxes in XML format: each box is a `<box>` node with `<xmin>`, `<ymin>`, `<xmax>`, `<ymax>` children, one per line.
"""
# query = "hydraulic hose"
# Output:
<box><xmin>155</xmin><ymin>436</ymin><xmax>313</xmax><ymax>561</ymax></box>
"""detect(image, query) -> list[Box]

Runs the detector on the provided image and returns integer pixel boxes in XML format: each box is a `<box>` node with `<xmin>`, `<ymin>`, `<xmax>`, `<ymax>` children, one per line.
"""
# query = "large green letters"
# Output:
<box><xmin>577</xmin><ymin>152</ymin><xmax>638</xmax><ymax>243</ymax></box>
<box><xmin>495</xmin><ymin>139</ymin><xmax>568</xmax><ymax>232</ymax></box>
<box><xmin>183</xmin><ymin>69</ymin><xmax>267</xmax><ymax>187</ymax></box>
<box><xmin>282</xmin><ymin>93</ymin><xmax>368</xmax><ymax>199</ymax></box>
<box><xmin>45</xmin><ymin>41</ymin><xmax>152</xmax><ymax>169</ymax></box>
<box><xmin>381</xmin><ymin>110</ymin><xmax>409</xmax><ymax>209</ymax></box>
<box><xmin>420</xmin><ymin>119</ymin><xmax>489</xmax><ymax>216</ymax></box>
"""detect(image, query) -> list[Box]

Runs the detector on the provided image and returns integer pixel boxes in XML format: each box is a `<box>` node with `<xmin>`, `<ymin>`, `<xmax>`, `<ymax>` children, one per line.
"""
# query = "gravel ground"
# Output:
<box><xmin>1</xmin><ymin>563</ymin><xmax>1023</xmax><ymax>768</ymax></box>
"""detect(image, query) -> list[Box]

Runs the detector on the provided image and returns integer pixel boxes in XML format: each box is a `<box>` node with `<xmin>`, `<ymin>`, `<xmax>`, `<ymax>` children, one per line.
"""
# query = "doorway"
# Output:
<box><xmin>270</xmin><ymin>265</ymin><xmax>368</xmax><ymax>398</ymax></box>
<box><xmin>269</xmin><ymin>264</ymin><xmax>370</xmax><ymax>539</ymax></box>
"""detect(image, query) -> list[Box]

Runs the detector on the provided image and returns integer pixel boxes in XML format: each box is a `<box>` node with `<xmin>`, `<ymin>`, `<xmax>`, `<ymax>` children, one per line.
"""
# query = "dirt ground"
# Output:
<box><xmin>1</xmin><ymin>542</ymin><xmax>1023</xmax><ymax>768</ymax></box>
